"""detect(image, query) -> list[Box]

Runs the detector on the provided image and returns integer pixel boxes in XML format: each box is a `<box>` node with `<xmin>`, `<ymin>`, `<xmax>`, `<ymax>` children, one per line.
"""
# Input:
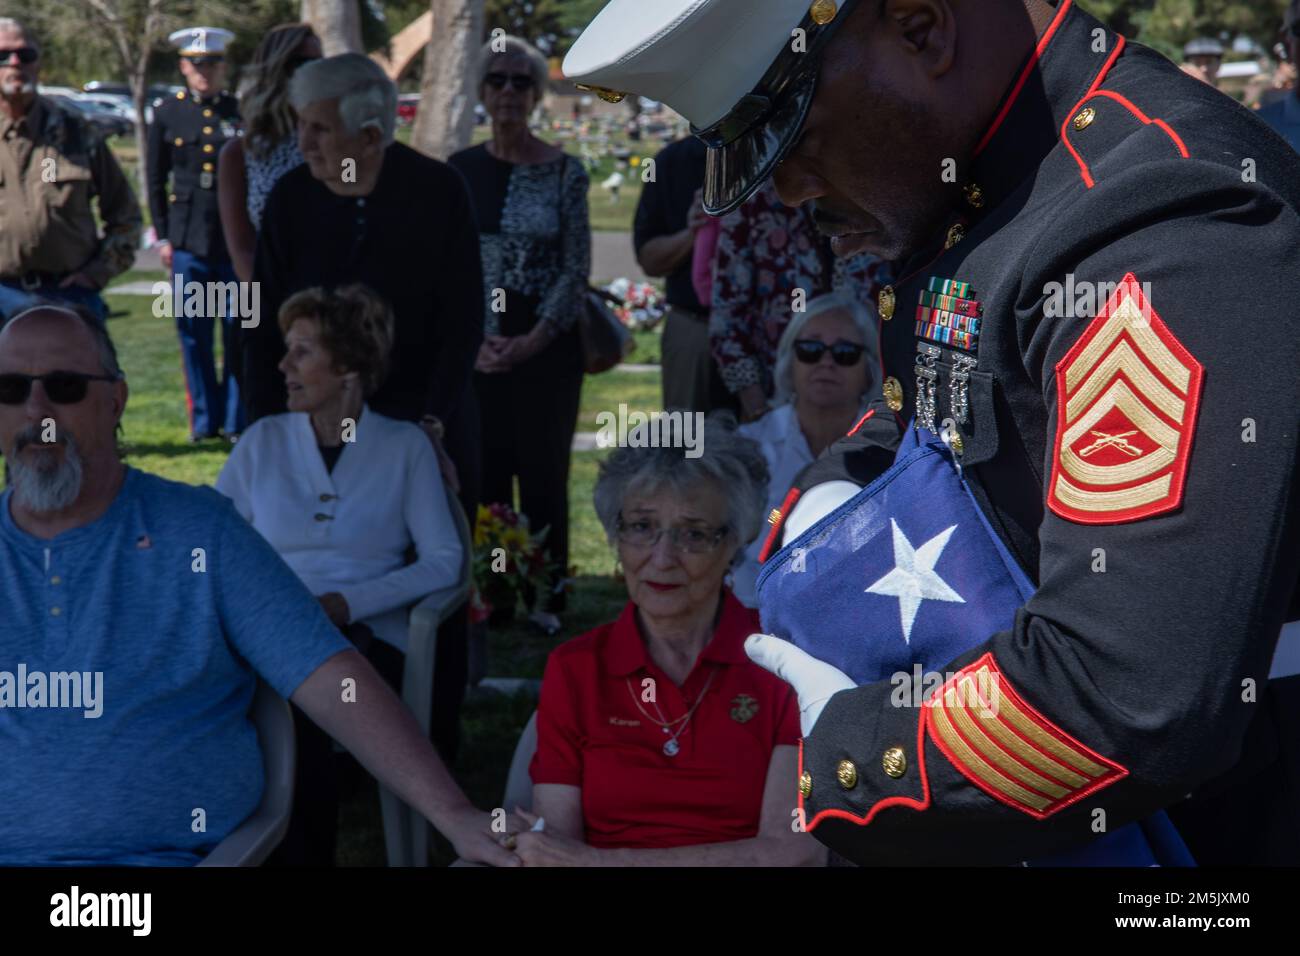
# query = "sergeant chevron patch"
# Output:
<box><xmin>1047</xmin><ymin>273</ymin><xmax>1203</xmax><ymax>524</ymax></box>
<box><xmin>924</xmin><ymin>653</ymin><xmax>1128</xmax><ymax>819</ymax></box>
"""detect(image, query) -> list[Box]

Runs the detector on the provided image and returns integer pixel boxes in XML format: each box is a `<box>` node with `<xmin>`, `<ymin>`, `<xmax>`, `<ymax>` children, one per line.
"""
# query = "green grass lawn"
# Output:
<box><xmin>101</xmin><ymin>285</ymin><xmax>659</xmax><ymax>866</ymax></box>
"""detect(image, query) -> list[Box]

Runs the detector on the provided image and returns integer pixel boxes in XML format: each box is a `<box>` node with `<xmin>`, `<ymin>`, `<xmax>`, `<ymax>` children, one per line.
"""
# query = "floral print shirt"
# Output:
<box><xmin>707</xmin><ymin>181</ymin><xmax>893</xmax><ymax>396</ymax></box>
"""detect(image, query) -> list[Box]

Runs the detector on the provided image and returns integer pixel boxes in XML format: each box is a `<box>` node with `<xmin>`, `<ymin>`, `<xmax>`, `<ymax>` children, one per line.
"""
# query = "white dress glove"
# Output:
<box><xmin>745</xmin><ymin>634</ymin><xmax>855</xmax><ymax>737</ymax></box>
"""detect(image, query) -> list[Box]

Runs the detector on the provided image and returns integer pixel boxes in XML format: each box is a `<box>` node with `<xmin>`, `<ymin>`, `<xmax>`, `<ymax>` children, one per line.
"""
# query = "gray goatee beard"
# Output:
<box><xmin>8</xmin><ymin>425</ymin><xmax>85</xmax><ymax>513</ymax></box>
<box><xmin>0</xmin><ymin>77</ymin><xmax>36</xmax><ymax>96</ymax></box>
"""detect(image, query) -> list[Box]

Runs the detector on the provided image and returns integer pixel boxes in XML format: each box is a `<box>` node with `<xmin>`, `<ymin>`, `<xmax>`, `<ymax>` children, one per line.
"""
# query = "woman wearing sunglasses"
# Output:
<box><xmin>731</xmin><ymin>289</ymin><xmax>879</xmax><ymax>607</ymax></box>
<box><xmin>217</xmin><ymin>23</ymin><xmax>322</xmax><ymax>283</ymax></box>
<box><xmin>447</xmin><ymin>35</ymin><xmax>590</xmax><ymax>626</ymax></box>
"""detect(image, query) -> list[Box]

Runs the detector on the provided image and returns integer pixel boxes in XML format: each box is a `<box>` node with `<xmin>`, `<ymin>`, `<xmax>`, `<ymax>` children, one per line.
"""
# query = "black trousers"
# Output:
<box><xmin>265</xmin><ymin>623</ymin><xmax>405</xmax><ymax>867</ymax></box>
<box><xmin>474</xmin><ymin>325</ymin><xmax>583</xmax><ymax>613</ymax></box>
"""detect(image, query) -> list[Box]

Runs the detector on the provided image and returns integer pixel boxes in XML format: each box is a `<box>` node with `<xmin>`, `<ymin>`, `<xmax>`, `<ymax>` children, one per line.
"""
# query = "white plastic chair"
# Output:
<box><xmin>199</xmin><ymin>678</ymin><xmax>295</xmax><ymax>866</ymax></box>
<box><xmin>378</xmin><ymin>485</ymin><xmax>473</xmax><ymax>866</ymax></box>
<box><xmin>502</xmin><ymin>711</ymin><xmax>538</xmax><ymax>814</ymax></box>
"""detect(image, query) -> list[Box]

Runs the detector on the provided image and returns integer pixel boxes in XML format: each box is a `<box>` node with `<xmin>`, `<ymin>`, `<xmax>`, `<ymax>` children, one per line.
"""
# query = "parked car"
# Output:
<box><xmin>43</xmin><ymin>94</ymin><xmax>134</xmax><ymax>139</ymax></box>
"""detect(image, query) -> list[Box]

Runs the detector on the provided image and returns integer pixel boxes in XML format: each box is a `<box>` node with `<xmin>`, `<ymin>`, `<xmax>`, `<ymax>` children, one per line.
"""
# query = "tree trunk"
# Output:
<box><xmin>300</xmin><ymin>0</ymin><xmax>364</xmax><ymax>55</ymax></box>
<box><xmin>129</xmin><ymin>58</ymin><xmax>151</xmax><ymax>217</ymax></box>
<box><xmin>411</xmin><ymin>0</ymin><xmax>485</xmax><ymax>161</ymax></box>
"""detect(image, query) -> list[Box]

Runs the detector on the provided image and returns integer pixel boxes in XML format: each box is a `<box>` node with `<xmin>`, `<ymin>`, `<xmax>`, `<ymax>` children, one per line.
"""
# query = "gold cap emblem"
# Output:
<box><xmin>575</xmin><ymin>83</ymin><xmax>627</xmax><ymax>104</ymax></box>
<box><xmin>883</xmin><ymin>746</ymin><xmax>907</xmax><ymax>779</ymax></box>
<box><xmin>810</xmin><ymin>0</ymin><xmax>839</xmax><ymax>25</ymax></box>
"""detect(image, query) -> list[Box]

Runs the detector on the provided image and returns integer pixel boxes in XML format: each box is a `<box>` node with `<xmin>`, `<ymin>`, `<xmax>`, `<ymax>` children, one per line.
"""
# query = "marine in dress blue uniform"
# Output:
<box><xmin>146</xmin><ymin>27</ymin><xmax>244</xmax><ymax>441</ymax></box>
<box><xmin>566</xmin><ymin>0</ymin><xmax>1300</xmax><ymax>865</ymax></box>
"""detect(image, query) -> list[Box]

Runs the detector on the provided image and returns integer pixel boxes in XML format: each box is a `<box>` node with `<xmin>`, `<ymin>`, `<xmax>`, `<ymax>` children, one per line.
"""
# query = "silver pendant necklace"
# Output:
<box><xmin>625</xmin><ymin>667</ymin><xmax>719</xmax><ymax>757</ymax></box>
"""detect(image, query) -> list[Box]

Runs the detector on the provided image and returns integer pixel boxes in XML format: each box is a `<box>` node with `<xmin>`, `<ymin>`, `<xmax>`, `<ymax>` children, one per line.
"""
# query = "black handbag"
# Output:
<box><xmin>558</xmin><ymin>156</ymin><xmax>631</xmax><ymax>374</ymax></box>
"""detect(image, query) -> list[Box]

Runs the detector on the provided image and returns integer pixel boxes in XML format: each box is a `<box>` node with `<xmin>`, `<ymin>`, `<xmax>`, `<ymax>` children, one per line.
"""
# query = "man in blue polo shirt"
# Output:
<box><xmin>0</xmin><ymin>305</ymin><xmax>517</xmax><ymax>866</ymax></box>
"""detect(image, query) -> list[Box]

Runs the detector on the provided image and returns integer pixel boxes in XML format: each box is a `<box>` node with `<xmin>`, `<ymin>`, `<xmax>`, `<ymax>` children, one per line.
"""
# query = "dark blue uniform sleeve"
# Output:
<box><xmin>800</xmin><ymin>159</ymin><xmax>1300</xmax><ymax>865</ymax></box>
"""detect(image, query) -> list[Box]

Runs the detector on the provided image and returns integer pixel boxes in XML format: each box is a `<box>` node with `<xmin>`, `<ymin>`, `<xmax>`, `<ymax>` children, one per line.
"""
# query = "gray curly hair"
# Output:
<box><xmin>593</xmin><ymin>412</ymin><xmax>770</xmax><ymax>565</ymax></box>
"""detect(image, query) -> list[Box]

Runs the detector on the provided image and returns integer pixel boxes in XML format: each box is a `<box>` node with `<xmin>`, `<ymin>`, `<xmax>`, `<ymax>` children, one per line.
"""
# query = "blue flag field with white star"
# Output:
<box><xmin>756</xmin><ymin>425</ymin><xmax>1193</xmax><ymax>866</ymax></box>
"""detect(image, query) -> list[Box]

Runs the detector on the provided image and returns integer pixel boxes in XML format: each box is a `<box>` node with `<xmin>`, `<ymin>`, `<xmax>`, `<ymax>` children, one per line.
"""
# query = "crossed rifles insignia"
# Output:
<box><xmin>1078</xmin><ymin>430</ymin><xmax>1145</xmax><ymax>458</ymax></box>
<box><xmin>1048</xmin><ymin>274</ymin><xmax>1204</xmax><ymax>525</ymax></box>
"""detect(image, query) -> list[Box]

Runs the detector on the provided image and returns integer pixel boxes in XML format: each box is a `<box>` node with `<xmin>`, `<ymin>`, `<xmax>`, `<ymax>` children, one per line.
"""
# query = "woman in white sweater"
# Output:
<box><xmin>216</xmin><ymin>284</ymin><xmax>462</xmax><ymax>864</ymax></box>
<box><xmin>733</xmin><ymin>290</ymin><xmax>879</xmax><ymax>607</ymax></box>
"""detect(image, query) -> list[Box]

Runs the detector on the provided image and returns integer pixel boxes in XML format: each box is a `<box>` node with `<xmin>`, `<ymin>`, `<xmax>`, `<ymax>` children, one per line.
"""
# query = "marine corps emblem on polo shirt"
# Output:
<box><xmin>730</xmin><ymin>694</ymin><xmax>758</xmax><ymax>723</ymax></box>
<box><xmin>1047</xmin><ymin>273</ymin><xmax>1203</xmax><ymax>525</ymax></box>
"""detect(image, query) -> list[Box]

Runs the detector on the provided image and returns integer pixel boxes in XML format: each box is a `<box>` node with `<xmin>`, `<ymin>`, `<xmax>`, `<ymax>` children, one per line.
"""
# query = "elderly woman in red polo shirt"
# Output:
<box><xmin>508</xmin><ymin>416</ymin><xmax>825</xmax><ymax>865</ymax></box>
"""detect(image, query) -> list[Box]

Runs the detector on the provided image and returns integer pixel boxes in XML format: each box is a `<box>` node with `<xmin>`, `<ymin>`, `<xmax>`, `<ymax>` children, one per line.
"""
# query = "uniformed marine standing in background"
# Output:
<box><xmin>566</xmin><ymin>0</ymin><xmax>1300</xmax><ymax>865</ymax></box>
<box><xmin>147</xmin><ymin>27</ymin><xmax>244</xmax><ymax>442</ymax></box>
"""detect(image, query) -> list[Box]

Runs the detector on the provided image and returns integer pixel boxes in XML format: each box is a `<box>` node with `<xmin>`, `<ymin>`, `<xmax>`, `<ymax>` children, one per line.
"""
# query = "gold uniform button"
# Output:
<box><xmin>836</xmin><ymin>759</ymin><xmax>858</xmax><ymax>790</ymax></box>
<box><xmin>50</xmin><ymin>606</ymin><xmax>62</xmax><ymax>617</ymax></box>
<box><xmin>173</xmin><ymin>136</ymin><xmax>183</xmax><ymax>146</ymax></box>
<box><xmin>202</xmin><ymin>144</ymin><xmax>214</xmax><ymax>153</ymax></box>
<box><xmin>169</xmin><ymin>193</ymin><xmax>176</xmax><ymax>202</ymax></box>
<box><xmin>798</xmin><ymin>770</ymin><xmax>813</xmax><ymax>799</ymax></box>
<box><xmin>202</xmin><ymin>162</ymin><xmax>214</xmax><ymax>171</ymax></box>
<box><xmin>176</xmin><ymin>90</ymin><xmax>186</xmax><ymax>100</ymax></box>
<box><xmin>202</xmin><ymin>126</ymin><xmax>213</xmax><ymax>135</ymax></box>
<box><xmin>883</xmin><ymin>376</ymin><xmax>904</xmax><ymax>412</ymax></box>
<box><xmin>202</xmin><ymin>108</ymin><xmax>213</xmax><ymax>117</ymax></box>
<box><xmin>945</xmin><ymin>223</ymin><xmax>966</xmax><ymax>249</ymax></box>
<box><xmin>810</xmin><ymin>0</ymin><xmax>839</xmax><ymax>25</ymax></box>
<box><xmin>1073</xmin><ymin>107</ymin><xmax>1096</xmax><ymax>131</ymax></box>
<box><xmin>878</xmin><ymin>285</ymin><xmax>895</xmax><ymax>321</ymax></box>
<box><xmin>767</xmin><ymin>508</ymin><xmax>782</xmax><ymax>526</ymax></box>
<box><xmin>883</xmin><ymin>746</ymin><xmax>907</xmax><ymax>779</ymax></box>
<box><xmin>50</xmin><ymin>576</ymin><xmax>61</xmax><ymax>585</ymax></box>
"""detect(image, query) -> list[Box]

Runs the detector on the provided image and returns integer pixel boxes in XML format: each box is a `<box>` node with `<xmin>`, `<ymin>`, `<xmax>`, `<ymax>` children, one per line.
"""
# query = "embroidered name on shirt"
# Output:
<box><xmin>608</xmin><ymin>716</ymin><xmax>641</xmax><ymax>727</ymax></box>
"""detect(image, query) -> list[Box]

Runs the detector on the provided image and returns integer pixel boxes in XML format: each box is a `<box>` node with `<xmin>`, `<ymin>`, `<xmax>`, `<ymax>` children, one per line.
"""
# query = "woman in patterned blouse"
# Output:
<box><xmin>707</xmin><ymin>180</ymin><xmax>891</xmax><ymax>422</ymax></box>
<box><xmin>217</xmin><ymin>23</ymin><xmax>321</xmax><ymax>282</ymax></box>
<box><xmin>449</xmin><ymin>36</ymin><xmax>591</xmax><ymax>620</ymax></box>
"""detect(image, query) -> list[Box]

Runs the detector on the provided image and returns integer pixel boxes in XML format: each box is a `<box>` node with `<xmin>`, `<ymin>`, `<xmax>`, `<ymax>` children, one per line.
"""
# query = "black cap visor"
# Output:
<box><xmin>693</xmin><ymin>0</ymin><xmax>860</xmax><ymax>216</ymax></box>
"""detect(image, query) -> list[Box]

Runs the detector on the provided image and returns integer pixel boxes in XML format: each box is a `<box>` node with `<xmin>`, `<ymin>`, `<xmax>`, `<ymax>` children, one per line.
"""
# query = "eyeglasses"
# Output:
<box><xmin>0</xmin><ymin>371</ymin><xmax>120</xmax><ymax>405</ymax></box>
<box><xmin>0</xmin><ymin>47</ymin><xmax>38</xmax><ymax>65</ymax></box>
<box><xmin>793</xmin><ymin>339</ymin><xmax>866</xmax><ymax>366</ymax></box>
<box><xmin>485</xmin><ymin>72</ymin><xmax>535</xmax><ymax>92</ymax></box>
<box><xmin>616</xmin><ymin>516</ymin><xmax>731</xmax><ymax>555</ymax></box>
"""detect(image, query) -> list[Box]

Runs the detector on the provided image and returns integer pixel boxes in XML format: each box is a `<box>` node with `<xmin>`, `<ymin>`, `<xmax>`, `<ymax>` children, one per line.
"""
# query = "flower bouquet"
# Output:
<box><xmin>470</xmin><ymin>503</ymin><xmax>556</xmax><ymax>626</ymax></box>
<box><xmin>604</xmin><ymin>278</ymin><xmax>667</xmax><ymax>332</ymax></box>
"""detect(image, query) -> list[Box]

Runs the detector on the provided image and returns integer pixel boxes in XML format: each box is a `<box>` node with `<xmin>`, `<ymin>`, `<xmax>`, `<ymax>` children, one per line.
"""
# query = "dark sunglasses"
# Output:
<box><xmin>0</xmin><ymin>46</ymin><xmax>39</xmax><ymax>65</ymax></box>
<box><xmin>794</xmin><ymin>339</ymin><xmax>866</xmax><ymax>366</ymax></box>
<box><xmin>485</xmin><ymin>72</ymin><xmax>535</xmax><ymax>92</ymax></box>
<box><xmin>286</xmin><ymin>54</ymin><xmax>321</xmax><ymax>73</ymax></box>
<box><xmin>0</xmin><ymin>371</ymin><xmax>120</xmax><ymax>405</ymax></box>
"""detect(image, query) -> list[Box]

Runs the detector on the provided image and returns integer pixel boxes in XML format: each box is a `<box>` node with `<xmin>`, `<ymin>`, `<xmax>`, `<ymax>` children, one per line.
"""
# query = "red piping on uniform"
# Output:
<box><xmin>847</xmin><ymin>407</ymin><xmax>876</xmax><ymax>437</ymax></box>
<box><xmin>1060</xmin><ymin>34</ymin><xmax>1127</xmax><ymax>188</ymax></box>
<box><xmin>973</xmin><ymin>0</ymin><xmax>1074</xmax><ymax>157</ymax></box>
<box><xmin>922</xmin><ymin>653</ymin><xmax>1129</xmax><ymax>819</ymax></box>
<box><xmin>1092</xmin><ymin>89</ymin><xmax>1191</xmax><ymax>157</ymax></box>
<box><xmin>804</xmin><ymin>705</ymin><xmax>932</xmax><ymax>832</ymax></box>
<box><xmin>758</xmin><ymin>486</ymin><xmax>802</xmax><ymax>564</ymax></box>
